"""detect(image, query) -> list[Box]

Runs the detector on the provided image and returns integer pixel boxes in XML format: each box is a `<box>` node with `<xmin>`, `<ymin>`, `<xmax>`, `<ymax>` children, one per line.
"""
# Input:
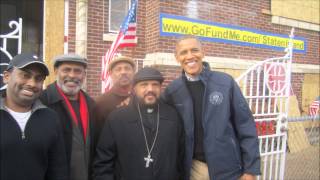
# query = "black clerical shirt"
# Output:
<box><xmin>140</xmin><ymin>104</ymin><xmax>158</xmax><ymax>148</ymax></box>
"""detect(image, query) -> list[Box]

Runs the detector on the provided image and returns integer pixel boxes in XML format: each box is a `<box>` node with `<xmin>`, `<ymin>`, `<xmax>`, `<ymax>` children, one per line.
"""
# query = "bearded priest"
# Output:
<box><xmin>93</xmin><ymin>67</ymin><xmax>184</xmax><ymax>180</ymax></box>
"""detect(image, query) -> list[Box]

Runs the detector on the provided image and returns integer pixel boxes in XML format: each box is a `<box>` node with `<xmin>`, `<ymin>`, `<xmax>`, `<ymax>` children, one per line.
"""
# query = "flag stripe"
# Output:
<box><xmin>123</xmin><ymin>35</ymin><xmax>136</xmax><ymax>39</ymax></box>
<box><xmin>309</xmin><ymin>100</ymin><xmax>319</xmax><ymax>116</ymax></box>
<box><xmin>125</xmin><ymin>31</ymin><xmax>136</xmax><ymax>36</ymax></box>
<box><xmin>122</xmin><ymin>39</ymin><xmax>137</xmax><ymax>44</ymax></box>
<box><xmin>101</xmin><ymin>0</ymin><xmax>138</xmax><ymax>93</ymax></box>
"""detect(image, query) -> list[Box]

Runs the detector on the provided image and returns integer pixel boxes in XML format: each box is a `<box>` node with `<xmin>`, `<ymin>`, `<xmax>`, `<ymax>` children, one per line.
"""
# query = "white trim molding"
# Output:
<box><xmin>103</xmin><ymin>33</ymin><xmax>117</xmax><ymax>42</ymax></box>
<box><xmin>272</xmin><ymin>16</ymin><xmax>320</xmax><ymax>32</ymax></box>
<box><xmin>144</xmin><ymin>53</ymin><xmax>320</xmax><ymax>74</ymax></box>
<box><xmin>75</xmin><ymin>0</ymin><xmax>88</xmax><ymax>56</ymax></box>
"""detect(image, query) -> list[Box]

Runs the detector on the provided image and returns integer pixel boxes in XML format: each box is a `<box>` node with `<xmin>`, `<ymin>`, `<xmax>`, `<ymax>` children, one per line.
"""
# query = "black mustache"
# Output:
<box><xmin>144</xmin><ymin>92</ymin><xmax>157</xmax><ymax>98</ymax></box>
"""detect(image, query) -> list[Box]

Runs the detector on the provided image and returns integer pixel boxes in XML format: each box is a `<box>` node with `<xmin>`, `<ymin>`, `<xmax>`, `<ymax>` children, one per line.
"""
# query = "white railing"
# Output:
<box><xmin>236</xmin><ymin>28</ymin><xmax>295</xmax><ymax>180</ymax></box>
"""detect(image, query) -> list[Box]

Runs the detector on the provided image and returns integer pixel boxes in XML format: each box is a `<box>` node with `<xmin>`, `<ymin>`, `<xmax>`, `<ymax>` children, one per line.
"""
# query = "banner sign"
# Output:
<box><xmin>160</xmin><ymin>13</ymin><xmax>306</xmax><ymax>53</ymax></box>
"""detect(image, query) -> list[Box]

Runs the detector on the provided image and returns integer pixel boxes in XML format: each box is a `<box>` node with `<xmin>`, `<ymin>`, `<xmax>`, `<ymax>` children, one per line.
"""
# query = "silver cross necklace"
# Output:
<box><xmin>137</xmin><ymin>103</ymin><xmax>160</xmax><ymax>168</ymax></box>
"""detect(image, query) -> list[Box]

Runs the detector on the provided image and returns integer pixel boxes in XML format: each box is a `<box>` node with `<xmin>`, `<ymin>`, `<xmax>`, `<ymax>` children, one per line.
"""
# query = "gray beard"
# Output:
<box><xmin>56</xmin><ymin>79</ymin><xmax>81</xmax><ymax>96</ymax></box>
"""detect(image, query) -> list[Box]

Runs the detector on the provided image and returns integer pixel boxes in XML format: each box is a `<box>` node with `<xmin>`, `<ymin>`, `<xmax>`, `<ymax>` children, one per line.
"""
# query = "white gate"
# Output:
<box><xmin>0</xmin><ymin>18</ymin><xmax>23</xmax><ymax>90</ymax></box>
<box><xmin>236</xmin><ymin>29</ymin><xmax>294</xmax><ymax>180</ymax></box>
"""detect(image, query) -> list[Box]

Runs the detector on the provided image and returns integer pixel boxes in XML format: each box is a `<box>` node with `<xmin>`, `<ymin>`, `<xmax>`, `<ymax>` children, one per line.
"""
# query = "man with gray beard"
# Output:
<box><xmin>40</xmin><ymin>54</ymin><xmax>97</xmax><ymax>180</ymax></box>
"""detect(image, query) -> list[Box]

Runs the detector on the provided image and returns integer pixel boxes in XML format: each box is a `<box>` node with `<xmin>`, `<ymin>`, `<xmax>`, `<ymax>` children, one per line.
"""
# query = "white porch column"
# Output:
<box><xmin>75</xmin><ymin>0</ymin><xmax>88</xmax><ymax>57</ymax></box>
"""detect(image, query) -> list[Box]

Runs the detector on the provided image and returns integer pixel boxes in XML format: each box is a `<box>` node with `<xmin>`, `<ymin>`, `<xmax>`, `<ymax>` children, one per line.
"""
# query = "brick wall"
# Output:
<box><xmin>86</xmin><ymin>0</ymin><xmax>105</xmax><ymax>97</ymax></box>
<box><xmin>85</xmin><ymin>0</ymin><xmax>148</xmax><ymax>97</ymax></box>
<box><xmin>155</xmin><ymin>0</ymin><xmax>319</xmax><ymax>64</ymax></box>
<box><xmin>150</xmin><ymin>65</ymin><xmax>182</xmax><ymax>88</ymax></box>
<box><xmin>68</xmin><ymin>0</ymin><xmax>76</xmax><ymax>53</ymax></box>
<box><xmin>145</xmin><ymin>0</ymin><xmax>160</xmax><ymax>53</ymax></box>
<box><xmin>67</xmin><ymin>0</ymin><xmax>319</xmax><ymax>102</ymax></box>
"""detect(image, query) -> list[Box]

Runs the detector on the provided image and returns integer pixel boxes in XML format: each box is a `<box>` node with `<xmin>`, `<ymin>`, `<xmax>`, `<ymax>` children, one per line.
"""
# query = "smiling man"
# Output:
<box><xmin>0</xmin><ymin>53</ymin><xmax>68</xmax><ymax>180</ymax></box>
<box><xmin>162</xmin><ymin>36</ymin><xmax>261</xmax><ymax>180</ymax></box>
<box><xmin>93</xmin><ymin>67</ymin><xmax>184</xmax><ymax>180</ymax></box>
<box><xmin>40</xmin><ymin>53</ymin><xmax>96</xmax><ymax>180</ymax></box>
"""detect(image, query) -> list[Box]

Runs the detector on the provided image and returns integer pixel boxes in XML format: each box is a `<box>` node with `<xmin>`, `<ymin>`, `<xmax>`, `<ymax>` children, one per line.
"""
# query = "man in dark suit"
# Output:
<box><xmin>93</xmin><ymin>67</ymin><xmax>184</xmax><ymax>180</ymax></box>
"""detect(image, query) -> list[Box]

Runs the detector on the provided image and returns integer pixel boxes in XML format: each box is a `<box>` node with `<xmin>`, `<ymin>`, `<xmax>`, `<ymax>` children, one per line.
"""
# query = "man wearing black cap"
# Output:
<box><xmin>40</xmin><ymin>53</ymin><xmax>96</xmax><ymax>180</ymax></box>
<box><xmin>94</xmin><ymin>56</ymin><xmax>135</xmax><ymax>142</ymax></box>
<box><xmin>0</xmin><ymin>53</ymin><xmax>68</xmax><ymax>180</ymax></box>
<box><xmin>93</xmin><ymin>67</ymin><xmax>184</xmax><ymax>180</ymax></box>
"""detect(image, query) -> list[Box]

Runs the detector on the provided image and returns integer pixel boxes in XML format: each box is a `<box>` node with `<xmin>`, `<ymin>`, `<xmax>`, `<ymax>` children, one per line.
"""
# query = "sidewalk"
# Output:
<box><xmin>284</xmin><ymin>145</ymin><xmax>319</xmax><ymax>180</ymax></box>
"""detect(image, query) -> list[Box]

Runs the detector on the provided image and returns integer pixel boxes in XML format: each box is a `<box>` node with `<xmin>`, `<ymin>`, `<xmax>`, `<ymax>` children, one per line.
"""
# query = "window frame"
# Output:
<box><xmin>108</xmin><ymin>0</ymin><xmax>131</xmax><ymax>33</ymax></box>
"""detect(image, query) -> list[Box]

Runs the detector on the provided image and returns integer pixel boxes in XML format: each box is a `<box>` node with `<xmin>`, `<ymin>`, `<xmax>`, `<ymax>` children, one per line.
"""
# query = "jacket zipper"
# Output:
<box><xmin>8</xmin><ymin>113</ymin><xmax>30</xmax><ymax>140</ymax></box>
<box><xmin>21</xmin><ymin>131</ymin><xmax>26</xmax><ymax>139</ymax></box>
<box><xmin>201</xmin><ymin>78</ymin><xmax>214</xmax><ymax>176</ymax></box>
<box><xmin>20</xmin><ymin>115</ymin><xmax>32</xmax><ymax>140</ymax></box>
<box><xmin>3</xmin><ymin>106</ymin><xmax>38</xmax><ymax>140</ymax></box>
<box><xmin>14</xmin><ymin>114</ymin><xmax>31</xmax><ymax>140</ymax></box>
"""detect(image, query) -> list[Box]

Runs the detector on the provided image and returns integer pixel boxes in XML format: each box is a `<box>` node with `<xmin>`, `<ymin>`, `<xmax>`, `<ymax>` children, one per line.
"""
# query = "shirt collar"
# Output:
<box><xmin>185</xmin><ymin>72</ymin><xmax>200</xmax><ymax>81</ymax></box>
<box><xmin>0</xmin><ymin>97</ymin><xmax>46</xmax><ymax>113</ymax></box>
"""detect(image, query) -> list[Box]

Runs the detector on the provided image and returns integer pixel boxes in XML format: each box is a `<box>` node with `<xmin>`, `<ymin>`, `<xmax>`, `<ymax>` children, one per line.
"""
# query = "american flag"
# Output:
<box><xmin>309</xmin><ymin>97</ymin><xmax>320</xmax><ymax>116</ymax></box>
<box><xmin>101</xmin><ymin>0</ymin><xmax>138</xmax><ymax>93</ymax></box>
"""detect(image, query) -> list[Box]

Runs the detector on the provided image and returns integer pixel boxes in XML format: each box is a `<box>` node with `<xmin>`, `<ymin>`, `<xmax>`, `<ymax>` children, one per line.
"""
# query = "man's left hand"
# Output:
<box><xmin>116</xmin><ymin>97</ymin><xmax>131</xmax><ymax>108</ymax></box>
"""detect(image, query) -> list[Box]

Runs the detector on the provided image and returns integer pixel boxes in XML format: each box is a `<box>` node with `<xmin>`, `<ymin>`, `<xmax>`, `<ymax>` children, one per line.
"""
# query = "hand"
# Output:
<box><xmin>116</xmin><ymin>97</ymin><xmax>131</xmax><ymax>108</ymax></box>
<box><xmin>239</xmin><ymin>173</ymin><xmax>256</xmax><ymax>180</ymax></box>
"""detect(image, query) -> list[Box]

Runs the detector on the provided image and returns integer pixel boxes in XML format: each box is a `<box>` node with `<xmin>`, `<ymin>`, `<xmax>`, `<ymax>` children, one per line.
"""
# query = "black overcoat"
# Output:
<box><xmin>93</xmin><ymin>99</ymin><xmax>184</xmax><ymax>180</ymax></box>
<box><xmin>39</xmin><ymin>82</ymin><xmax>97</xmax><ymax>179</ymax></box>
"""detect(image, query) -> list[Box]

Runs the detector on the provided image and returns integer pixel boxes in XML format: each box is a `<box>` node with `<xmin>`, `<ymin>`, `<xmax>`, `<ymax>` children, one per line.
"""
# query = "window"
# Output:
<box><xmin>108</xmin><ymin>0</ymin><xmax>130</xmax><ymax>33</ymax></box>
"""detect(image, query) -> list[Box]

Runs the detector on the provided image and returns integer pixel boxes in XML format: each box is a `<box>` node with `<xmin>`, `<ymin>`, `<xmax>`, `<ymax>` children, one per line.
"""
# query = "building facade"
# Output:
<box><xmin>1</xmin><ymin>0</ymin><xmax>319</xmax><ymax>115</ymax></box>
<box><xmin>81</xmin><ymin>0</ymin><xmax>319</xmax><ymax>115</ymax></box>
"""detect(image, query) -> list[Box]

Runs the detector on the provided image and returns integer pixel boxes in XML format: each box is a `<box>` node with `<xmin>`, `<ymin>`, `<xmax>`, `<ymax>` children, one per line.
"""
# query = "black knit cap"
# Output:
<box><xmin>7</xmin><ymin>53</ymin><xmax>49</xmax><ymax>76</ymax></box>
<box><xmin>133</xmin><ymin>67</ymin><xmax>164</xmax><ymax>85</ymax></box>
